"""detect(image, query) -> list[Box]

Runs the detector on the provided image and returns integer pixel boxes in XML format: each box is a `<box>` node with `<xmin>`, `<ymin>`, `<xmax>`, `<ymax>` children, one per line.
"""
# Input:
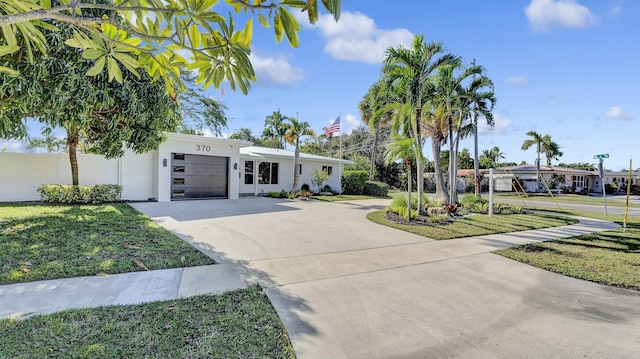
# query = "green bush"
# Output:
<box><xmin>341</xmin><ymin>170</ymin><xmax>368</xmax><ymax>194</ymax></box>
<box><xmin>321</xmin><ymin>184</ymin><xmax>333</xmax><ymax>193</ymax></box>
<box><xmin>267</xmin><ymin>189</ymin><xmax>288</xmax><ymax>198</ymax></box>
<box><xmin>301</xmin><ymin>183</ymin><xmax>310</xmax><ymax>191</ymax></box>
<box><xmin>38</xmin><ymin>184</ymin><xmax>122</xmax><ymax>204</ymax></box>
<box><xmin>605</xmin><ymin>182</ymin><xmax>618</xmax><ymax>194</ymax></box>
<box><xmin>471</xmin><ymin>202</ymin><xmax>489</xmax><ymax>214</ymax></box>
<box><xmin>364</xmin><ymin>181</ymin><xmax>389</xmax><ymax>197</ymax></box>
<box><xmin>388</xmin><ymin>205</ymin><xmax>417</xmax><ymax>219</ymax></box>
<box><xmin>460</xmin><ymin>194</ymin><xmax>487</xmax><ymax>208</ymax></box>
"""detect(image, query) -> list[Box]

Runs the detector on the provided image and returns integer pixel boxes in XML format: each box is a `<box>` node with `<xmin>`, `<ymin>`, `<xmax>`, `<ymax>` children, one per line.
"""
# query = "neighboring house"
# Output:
<box><xmin>484</xmin><ymin>165</ymin><xmax>597</xmax><ymax>193</ymax></box>
<box><xmin>0</xmin><ymin>132</ymin><xmax>352</xmax><ymax>202</ymax></box>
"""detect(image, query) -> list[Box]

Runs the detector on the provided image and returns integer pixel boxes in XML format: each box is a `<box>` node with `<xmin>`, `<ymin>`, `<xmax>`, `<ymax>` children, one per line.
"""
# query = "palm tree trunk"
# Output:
<box><xmin>66</xmin><ymin>128</ymin><xmax>80</xmax><ymax>186</ymax></box>
<box><xmin>292</xmin><ymin>139</ymin><xmax>300</xmax><ymax>192</ymax></box>
<box><xmin>369</xmin><ymin>122</ymin><xmax>380</xmax><ymax>180</ymax></box>
<box><xmin>406</xmin><ymin>158</ymin><xmax>412</xmax><ymax>220</ymax></box>
<box><xmin>431</xmin><ymin>136</ymin><xmax>449</xmax><ymax>204</ymax></box>
<box><xmin>473</xmin><ymin>114</ymin><xmax>480</xmax><ymax>196</ymax></box>
<box><xmin>536</xmin><ymin>143</ymin><xmax>541</xmax><ymax>193</ymax></box>
<box><xmin>453</xmin><ymin>132</ymin><xmax>462</xmax><ymax>204</ymax></box>
<box><xmin>415</xmin><ymin>108</ymin><xmax>424</xmax><ymax>214</ymax></box>
<box><xmin>448</xmin><ymin>117</ymin><xmax>456</xmax><ymax>205</ymax></box>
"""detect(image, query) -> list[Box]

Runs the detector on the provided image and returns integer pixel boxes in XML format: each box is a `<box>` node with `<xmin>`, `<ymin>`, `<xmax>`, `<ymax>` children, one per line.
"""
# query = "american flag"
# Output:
<box><xmin>323</xmin><ymin>116</ymin><xmax>341</xmax><ymax>137</ymax></box>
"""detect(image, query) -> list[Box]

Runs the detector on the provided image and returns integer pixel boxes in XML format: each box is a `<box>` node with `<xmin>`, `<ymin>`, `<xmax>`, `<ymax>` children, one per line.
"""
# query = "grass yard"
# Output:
<box><xmin>492</xmin><ymin>193</ymin><xmax>640</xmax><ymax>208</ymax></box>
<box><xmin>0</xmin><ymin>203</ymin><xmax>215</xmax><ymax>285</ymax></box>
<box><xmin>496</xmin><ymin>209</ymin><xmax>640</xmax><ymax>290</ymax></box>
<box><xmin>0</xmin><ymin>286</ymin><xmax>295</xmax><ymax>359</ymax></box>
<box><xmin>366</xmin><ymin>211</ymin><xmax>577</xmax><ymax>240</ymax></box>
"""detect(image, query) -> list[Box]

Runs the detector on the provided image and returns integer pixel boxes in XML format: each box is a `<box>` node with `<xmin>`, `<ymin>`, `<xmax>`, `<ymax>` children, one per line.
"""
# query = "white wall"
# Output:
<box><xmin>0</xmin><ymin>152</ymin><xmax>123</xmax><ymax>201</ymax></box>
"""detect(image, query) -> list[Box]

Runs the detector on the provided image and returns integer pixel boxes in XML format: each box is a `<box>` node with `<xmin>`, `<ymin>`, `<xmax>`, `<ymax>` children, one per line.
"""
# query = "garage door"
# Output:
<box><xmin>171</xmin><ymin>153</ymin><xmax>229</xmax><ymax>199</ymax></box>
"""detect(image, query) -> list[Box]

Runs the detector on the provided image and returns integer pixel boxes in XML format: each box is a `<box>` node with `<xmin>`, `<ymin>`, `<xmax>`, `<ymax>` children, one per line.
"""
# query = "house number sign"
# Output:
<box><xmin>195</xmin><ymin>144</ymin><xmax>211</xmax><ymax>152</ymax></box>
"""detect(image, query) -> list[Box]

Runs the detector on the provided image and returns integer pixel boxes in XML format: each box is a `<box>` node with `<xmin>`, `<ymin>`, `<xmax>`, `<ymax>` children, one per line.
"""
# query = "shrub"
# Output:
<box><xmin>341</xmin><ymin>170</ymin><xmax>368</xmax><ymax>194</ymax></box>
<box><xmin>311</xmin><ymin>169</ymin><xmax>330</xmax><ymax>193</ymax></box>
<box><xmin>510</xmin><ymin>204</ymin><xmax>526</xmax><ymax>214</ymax></box>
<box><xmin>322</xmin><ymin>184</ymin><xmax>333</xmax><ymax>193</ymax></box>
<box><xmin>301</xmin><ymin>183</ymin><xmax>311</xmax><ymax>191</ymax></box>
<box><xmin>267</xmin><ymin>189</ymin><xmax>288</xmax><ymax>198</ymax></box>
<box><xmin>605</xmin><ymin>182</ymin><xmax>618</xmax><ymax>194</ymax></box>
<box><xmin>388</xmin><ymin>205</ymin><xmax>417</xmax><ymax>219</ymax></box>
<box><xmin>460</xmin><ymin>195</ymin><xmax>487</xmax><ymax>208</ymax></box>
<box><xmin>470</xmin><ymin>202</ymin><xmax>489</xmax><ymax>214</ymax></box>
<box><xmin>38</xmin><ymin>184</ymin><xmax>122</xmax><ymax>204</ymax></box>
<box><xmin>364</xmin><ymin>181</ymin><xmax>389</xmax><ymax>197</ymax></box>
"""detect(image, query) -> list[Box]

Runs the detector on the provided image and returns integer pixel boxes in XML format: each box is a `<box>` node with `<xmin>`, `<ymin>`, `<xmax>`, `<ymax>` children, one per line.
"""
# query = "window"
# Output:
<box><xmin>299</xmin><ymin>164</ymin><xmax>302</xmax><ymax>175</ymax></box>
<box><xmin>322</xmin><ymin>166</ymin><xmax>333</xmax><ymax>176</ymax></box>
<box><xmin>259</xmin><ymin>162</ymin><xmax>279</xmax><ymax>184</ymax></box>
<box><xmin>173</xmin><ymin>153</ymin><xmax>185</xmax><ymax>160</ymax></box>
<box><xmin>244</xmin><ymin>161</ymin><xmax>254</xmax><ymax>184</ymax></box>
<box><xmin>573</xmin><ymin>175</ymin><xmax>585</xmax><ymax>188</ymax></box>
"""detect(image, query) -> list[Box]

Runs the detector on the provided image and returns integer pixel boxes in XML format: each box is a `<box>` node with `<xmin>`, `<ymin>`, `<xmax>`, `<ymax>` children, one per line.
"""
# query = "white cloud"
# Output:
<box><xmin>249</xmin><ymin>53</ymin><xmax>305</xmax><ymax>87</ymax></box>
<box><xmin>525</xmin><ymin>0</ymin><xmax>598</xmax><ymax>32</ymax></box>
<box><xmin>0</xmin><ymin>140</ymin><xmax>28</xmax><ymax>152</ymax></box>
<box><xmin>504</xmin><ymin>76</ymin><xmax>528</xmax><ymax>85</ymax></box>
<box><xmin>609</xmin><ymin>1</ymin><xmax>623</xmax><ymax>17</ymax></box>
<box><xmin>343</xmin><ymin>113</ymin><xmax>360</xmax><ymax>135</ymax></box>
<box><xmin>604</xmin><ymin>106</ymin><xmax>633</xmax><ymax>121</ymax></box>
<box><xmin>478</xmin><ymin>114</ymin><xmax>514</xmax><ymax>135</ymax></box>
<box><xmin>297</xmin><ymin>11</ymin><xmax>413</xmax><ymax>64</ymax></box>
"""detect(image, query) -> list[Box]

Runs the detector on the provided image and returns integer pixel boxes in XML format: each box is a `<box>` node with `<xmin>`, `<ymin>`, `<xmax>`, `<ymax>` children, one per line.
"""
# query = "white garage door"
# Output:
<box><xmin>171</xmin><ymin>153</ymin><xmax>229</xmax><ymax>199</ymax></box>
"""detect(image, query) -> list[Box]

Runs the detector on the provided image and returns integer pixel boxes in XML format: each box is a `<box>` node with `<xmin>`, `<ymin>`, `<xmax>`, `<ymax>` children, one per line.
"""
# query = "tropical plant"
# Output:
<box><xmin>262</xmin><ymin>110</ymin><xmax>288</xmax><ymax>149</ymax></box>
<box><xmin>176</xmin><ymin>71</ymin><xmax>229</xmax><ymax>137</ymax></box>
<box><xmin>384</xmin><ymin>136</ymin><xmax>415</xmax><ymax>219</ymax></box>
<box><xmin>521</xmin><ymin>130</ymin><xmax>544</xmax><ymax>192</ymax></box>
<box><xmin>382</xmin><ymin>35</ymin><xmax>458</xmax><ymax>209</ymax></box>
<box><xmin>284</xmin><ymin>117</ymin><xmax>315</xmax><ymax>192</ymax></box>
<box><xmin>25</xmin><ymin>130</ymin><xmax>66</xmax><ymax>153</ymax></box>
<box><xmin>311</xmin><ymin>168</ymin><xmax>330</xmax><ymax>193</ymax></box>
<box><xmin>229</xmin><ymin>128</ymin><xmax>257</xmax><ymax>142</ymax></box>
<box><xmin>359</xmin><ymin>80</ymin><xmax>394</xmax><ymax>180</ymax></box>
<box><xmin>542</xmin><ymin>135</ymin><xmax>563</xmax><ymax>165</ymax></box>
<box><xmin>0</xmin><ymin>0</ymin><xmax>341</xmax><ymax>97</ymax></box>
<box><xmin>479</xmin><ymin>146</ymin><xmax>505</xmax><ymax>169</ymax></box>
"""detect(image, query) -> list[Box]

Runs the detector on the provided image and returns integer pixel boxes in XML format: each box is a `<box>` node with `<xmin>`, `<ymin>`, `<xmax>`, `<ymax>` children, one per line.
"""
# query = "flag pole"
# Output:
<box><xmin>339</xmin><ymin>113</ymin><xmax>342</xmax><ymax>159</ymax></box>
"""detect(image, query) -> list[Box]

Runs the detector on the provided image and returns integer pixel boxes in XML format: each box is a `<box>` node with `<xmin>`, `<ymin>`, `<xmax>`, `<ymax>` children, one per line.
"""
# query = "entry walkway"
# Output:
<box><xmin>0</xmin><ymin>214</ymin><xmax>619</xmax><ymax>319</ymax></box>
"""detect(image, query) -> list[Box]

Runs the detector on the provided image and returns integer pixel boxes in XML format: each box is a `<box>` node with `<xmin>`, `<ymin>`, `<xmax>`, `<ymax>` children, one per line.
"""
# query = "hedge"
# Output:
<box><xmin>38</xmin><ymin>184</ymin><xmax>122</xmax><ymax>204</ymax></box>
<box><xmin>364</xmin><ymin>181</ymin><xmax>389</xmax><ymax>197</ymax></box>
<box><xmin>341</xmin><ymin>170</ymin><xmax>368</xmax><ymax>195</ymax></box>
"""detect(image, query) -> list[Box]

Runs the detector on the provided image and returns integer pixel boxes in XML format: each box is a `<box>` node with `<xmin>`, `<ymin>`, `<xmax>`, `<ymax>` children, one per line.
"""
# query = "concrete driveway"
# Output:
<box><xmin>130</xmin><ymin>197</ymin><xmax>640</xmax><ymax>359</ymax></box>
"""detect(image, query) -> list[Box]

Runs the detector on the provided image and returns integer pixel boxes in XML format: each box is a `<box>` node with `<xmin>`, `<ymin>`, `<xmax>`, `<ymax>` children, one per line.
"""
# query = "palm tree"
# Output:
<box><xmin>432</xmin><ymin>62</ymin><xmax>495</xmax><ymax>205</ymax></box>
<box><xmin>521</xmin><ymin>130</ymin><xmax>544</xmax><ymax>192</ymax></box>
<box><xmin>384</xmin><ymin>136</ymin><xmax>415</xmax><ymax>220</ymax></box>
<box><xmin>542</xmin><ymin>135</ymin><xmax>563</xmax><ymax>165</ymax></box>
<box><xmin>359</xmin><ymin>80</ymin><xmax>393</xmax><ymax>181</ymax></box>
<box><xmin>262</xmin><ymin>110</ymin><xmax>288</xmax><ymax>149</ymax></box>
<box><xmin>382</xmin><ymin>35</ymin><xmax>458</xmax><ymax>209</ymax></box>
<box><xmin>26</xmin><ymin>131</ymin><xmax>65</xmax><ymax>153</ymax></box>
<box><xmin>284</xmin><ymin>117</ymin><xmax>316</xmax><ymax>192</ymax></box>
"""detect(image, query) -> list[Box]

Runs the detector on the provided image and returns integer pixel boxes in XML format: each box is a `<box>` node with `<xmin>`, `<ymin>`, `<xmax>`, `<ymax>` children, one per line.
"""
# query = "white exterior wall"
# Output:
<box><xmin>0</xmin><ymin>152</ymin><xmax>121</xmax><ymax>201</ymax></box>
<box><xmin>156</xmin><ymin>134</ymin><xmax>245</xmax><ymax>201</ymax></box>
<box><xmin>120</xmin><ymin>150</ymin><xmax>156</xmax><ymax>201</ymax></box>
<box><xmin>239</xmin><ymin>156</ymin><xmax>347</xmax><ymax>195</ymax></box>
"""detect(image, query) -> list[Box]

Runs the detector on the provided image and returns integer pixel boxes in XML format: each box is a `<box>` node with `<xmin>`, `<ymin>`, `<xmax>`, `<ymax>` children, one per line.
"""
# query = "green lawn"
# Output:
<box><xmin>492</xmin><ymin>193</ymin><xmax>640</xmax><ymax>208</ymax></box>
<box><xmin>0</xmin><ymin>286</ymin><xmax>295</xmax><ymax>359</ymax></box>
<box><xmin>495</xmin><ymin>209</ymin><xmax>640</xmax><ymax>290</ymax></box>
<box><xmin>0</xmin><ymin>203</ymin><xmax>215</xmax><ymax>285</ymax></box>
<box><xmin>366</xmin><ymin>211</ymin><xmax>577</xmax><ymax>240</ymax></box>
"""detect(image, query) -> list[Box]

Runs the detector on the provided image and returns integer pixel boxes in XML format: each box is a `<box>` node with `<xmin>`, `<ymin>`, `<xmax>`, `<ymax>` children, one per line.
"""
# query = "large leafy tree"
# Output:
<box><xmin>1</xmin><ymin>21</ymin><xmax>180</xmax><ymax>185</ymax></box>
<box><xmin>479</xmin><ymin>146</ymin><xmax>505</xmax><ymax>169</ymax></box>
<box><xmin>382</xmin><ymin>36</ymin><xmax>458</xmax><ymax>208</ymax></box>
<box><xmin>0</xmin><ymin>0</ymin><xmax>341</xmax><ymax>97</ymax></box>
<box><xmin>176</xmin><ymin>71</ymin><xmax>229</xmax><ymax>136</ymax></box>
<box><xmin>521</xmin><ymin>130</ymin><xmax>545</xmax><ymax>192</ymax></box>
<box><xmin>229</xmin><ymin>127</ymin><xmax>257</xmax><ymax>142</ymax></box>
<box><xmin>283</xmin><ymin>116</ymin><xmax>315</xmax><ymax>192</ymax></box>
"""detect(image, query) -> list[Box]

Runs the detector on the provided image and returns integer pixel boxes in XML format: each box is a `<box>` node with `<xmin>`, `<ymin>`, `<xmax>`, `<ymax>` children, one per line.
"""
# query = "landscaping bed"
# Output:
<box><xmin>0</xmin><ymin>203</ymin><xmax>215</xmax><ymax>285</ymax></box>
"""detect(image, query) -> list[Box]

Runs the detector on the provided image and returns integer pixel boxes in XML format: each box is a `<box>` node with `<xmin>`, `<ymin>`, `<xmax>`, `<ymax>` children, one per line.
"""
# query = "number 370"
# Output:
<box><xmin>196</xmin><ymin>144</ymin><xmax>211</xmax><ymax>152</ymax></box>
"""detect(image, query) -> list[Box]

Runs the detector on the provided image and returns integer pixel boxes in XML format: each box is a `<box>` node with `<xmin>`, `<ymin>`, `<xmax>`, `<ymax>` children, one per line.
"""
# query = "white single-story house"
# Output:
<box><xmin>485</xmin><ymin>165</ymin><xmax>640</xmax><ymax>193</ymax></box>
<box><xmin>0</xmin><ymin>132</ymin><xmax>352</xmax><ymax>202</ymax></box>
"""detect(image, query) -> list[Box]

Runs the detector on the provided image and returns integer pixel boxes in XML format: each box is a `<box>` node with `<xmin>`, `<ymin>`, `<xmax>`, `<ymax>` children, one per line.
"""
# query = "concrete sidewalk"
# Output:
<box><xmin>0</xmin><ymin>264</ymin><xmax>248</xmax><ymax>319</ymax></box>
<box><xmin>0</xmin><ymin>214</ymin><xmax>619</xmax><ymax>319</ymax></box>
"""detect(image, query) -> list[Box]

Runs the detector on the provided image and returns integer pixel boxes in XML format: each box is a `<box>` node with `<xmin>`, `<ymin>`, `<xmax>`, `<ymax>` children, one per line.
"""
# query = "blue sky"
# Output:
<box><xmin>3</xmin><ymin>0</ymin><xmax>638</xmax><ymax>171</ymax></box>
